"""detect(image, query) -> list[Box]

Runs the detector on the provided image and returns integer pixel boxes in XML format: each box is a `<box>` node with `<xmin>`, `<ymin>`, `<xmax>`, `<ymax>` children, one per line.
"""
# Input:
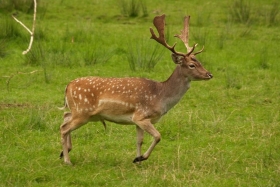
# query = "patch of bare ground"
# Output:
<box><xmin>0</xmin><ymin>103</ymin><xmax>31</xmax><ymax>109</ymax></box>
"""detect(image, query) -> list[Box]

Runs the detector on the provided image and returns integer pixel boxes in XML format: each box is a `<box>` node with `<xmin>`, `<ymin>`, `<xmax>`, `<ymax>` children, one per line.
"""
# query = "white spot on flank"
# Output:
<box><xmin>79</xmin><ymin>94</ymin><xmax>82</xmax><ymax>100</ymax></box>
<box><xmin>130</xmin><ymin>103</ymin><xmax>135</xmax><ymax>108</ymax></box>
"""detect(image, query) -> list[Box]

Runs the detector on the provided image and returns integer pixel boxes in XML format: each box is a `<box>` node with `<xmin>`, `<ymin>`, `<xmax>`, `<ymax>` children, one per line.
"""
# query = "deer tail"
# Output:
<box><xmin>58</xmin><ymin>86</ymin><xmax>69</xmax><ymax>110</ymax></box>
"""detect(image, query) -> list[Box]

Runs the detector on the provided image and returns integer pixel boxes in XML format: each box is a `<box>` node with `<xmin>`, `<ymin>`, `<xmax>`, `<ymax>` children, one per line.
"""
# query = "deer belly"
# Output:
<box><xmin>96</xmin><ymin>99</ymin><xmax>135</xmax><ymax>124</ymax></box>
<box><xmin>100</xmin><ymin>113</ymin><xmax>134</xmax><ymax>124</ymax></box>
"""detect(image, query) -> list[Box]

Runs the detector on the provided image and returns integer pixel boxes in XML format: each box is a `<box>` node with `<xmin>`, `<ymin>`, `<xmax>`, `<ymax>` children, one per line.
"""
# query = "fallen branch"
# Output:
<box><xmin>2</xmin><ymin>70</ymin><xmax>41</xmax><ymax>91</ymax></box>
<box><xmin>12</xmin><ymin>0</ymin><xmax>37</xmax><ymax>55</ymax></box>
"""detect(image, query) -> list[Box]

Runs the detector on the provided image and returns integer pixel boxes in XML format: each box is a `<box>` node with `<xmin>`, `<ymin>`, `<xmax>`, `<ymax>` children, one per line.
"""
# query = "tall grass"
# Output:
<box><xmin>225</xmin><ymin>68</ymin><xmax>242</xmax><ymax>89</ymax></box>
<box><xmin>83</xmin><ymin>46</ymin><xmax>115</xmax><ymax>66</ymax></box>
<box><xmin>22</xmin><ymin>107</ymin><xmax>46</xmax><ymax>131</ymax></box>
<box><xmin>0</xmin><ymin>39</ymin><xmax>8</xmax><ymax>58</ymax></box>
<box><xmin>229</xmin><ymin>0</ymin><xmax>252</xmax><ymax>24</ymax></box>
<box><xmin>0</xmin><ymin>17</ymin><xmax>22</xmax><ymax>40</ymax></box>
<box><xmin>257</xmin><ymin>46</ymin><xmax>269</xmax><ymax>69</ymax></box>
<box><xmin>192</xmin><ymin>28</ymin><xmax>208</xmax><ymax>46</ymax></box>
<box><xmin>229</xmin><ymin>0</ymin><xmax>279</xmax><ymax>26</ymax></box>
<box><xmin>24</xmin><ymin>42</ymin><xmax>45</xmax><ymax>66</ymax></box>
<box><xmin>267</xmin><ymin>2</ymin><xmax>279</xmax><ymax>26</ymax></box>
<box><xmin>0</xmin><ymin>0</ymin><xmax>35</xmax><ymax>13</ymax></box>
<box><xmin>119</xmin><ymin>0</ymin><xmax>148</xmax><ymax>17</ymax></box>
<box><xmin>126</xmin><ymin>39</ymin><xmax>164</xmax><ymax>71</ymax></box>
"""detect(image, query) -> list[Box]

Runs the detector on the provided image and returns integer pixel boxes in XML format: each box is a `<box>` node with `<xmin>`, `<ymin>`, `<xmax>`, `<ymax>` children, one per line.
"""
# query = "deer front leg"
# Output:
<box><xmin>133</xmin><ymin>119</ymin><xmax>161</xmax><ymax>163</ymax></box>
<box><xmin>136</xmin><ymin>125</ymin><xmax>144</xmax><ymax>158</ymax></box>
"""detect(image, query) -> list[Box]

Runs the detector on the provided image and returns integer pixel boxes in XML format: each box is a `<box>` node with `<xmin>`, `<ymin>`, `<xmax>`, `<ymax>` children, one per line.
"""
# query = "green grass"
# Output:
<box><xmin>0</xmin><ymin>0</ymin><xmax>280</xmax><ymax>186</ymax></box>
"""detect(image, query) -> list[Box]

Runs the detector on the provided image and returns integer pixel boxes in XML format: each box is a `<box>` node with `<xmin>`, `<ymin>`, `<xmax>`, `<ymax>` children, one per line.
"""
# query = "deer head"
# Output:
<box><xmin>150</xmin><ymin>14</ymin><xmax>212</xmax><ymax>80</ymax></box>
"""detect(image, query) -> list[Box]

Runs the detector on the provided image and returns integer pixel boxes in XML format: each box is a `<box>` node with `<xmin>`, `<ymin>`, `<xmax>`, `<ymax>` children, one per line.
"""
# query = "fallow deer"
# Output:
<box><xmin>60</xmin><ymin>14</ymin><xmax>213</xmax><ymax>165</ymax></box>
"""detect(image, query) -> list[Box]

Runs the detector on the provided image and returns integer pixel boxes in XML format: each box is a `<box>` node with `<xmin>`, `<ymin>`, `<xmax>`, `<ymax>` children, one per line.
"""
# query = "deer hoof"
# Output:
<box><xmin>133</xmin><ymin>156</ymin><xmax>146</xmax><ymax>163</ymax></box>
<box><xmin>60</xmin><ymin>149</ymin><xmax>72</xmax><ymax>158</ymax></box>
<box><xmin>66</xmin><ymin>161</ymin><xmax>73</xmax><ymax>165</ymax></box>
<box><xmin>60</xmin><ymin>151</ymin><xmax>64</xmax><ymax>158</ymax></box>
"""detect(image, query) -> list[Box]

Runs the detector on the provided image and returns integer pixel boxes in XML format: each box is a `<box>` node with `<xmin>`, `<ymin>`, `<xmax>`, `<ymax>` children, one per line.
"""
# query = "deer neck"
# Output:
<box><xmin>160</xmin><ymin>65</ymin><xmax>191</xmax><ymax>112</ymax></box>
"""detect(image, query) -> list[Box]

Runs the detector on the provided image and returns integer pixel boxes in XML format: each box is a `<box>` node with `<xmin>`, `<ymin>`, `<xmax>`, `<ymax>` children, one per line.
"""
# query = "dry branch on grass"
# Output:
<box><xmin>2</xmin><ymin>70</ymin><xmax>41</xmax><ymax>91</ymax></box>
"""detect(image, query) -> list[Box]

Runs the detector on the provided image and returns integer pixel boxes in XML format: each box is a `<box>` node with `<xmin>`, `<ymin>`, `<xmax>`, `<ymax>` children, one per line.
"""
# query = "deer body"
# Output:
<box><xmin>60</xmin><ymin>14</ymin><xmax>212</xmax><ymax>165</ymax></box>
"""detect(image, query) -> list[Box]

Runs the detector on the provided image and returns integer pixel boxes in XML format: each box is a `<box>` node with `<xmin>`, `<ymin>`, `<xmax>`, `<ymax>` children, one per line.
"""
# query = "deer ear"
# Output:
<box><xmin>171</xmin><ymin>54</ymin><xmax>184</xmax><ymax>65</ymax></box>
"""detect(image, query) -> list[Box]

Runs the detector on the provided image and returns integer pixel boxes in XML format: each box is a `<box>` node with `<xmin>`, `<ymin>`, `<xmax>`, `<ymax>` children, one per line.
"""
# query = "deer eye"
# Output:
<box><xmin>189</xmin><ymin>64</ymin><xmax>196</xmax><ymax>69</ymax></box>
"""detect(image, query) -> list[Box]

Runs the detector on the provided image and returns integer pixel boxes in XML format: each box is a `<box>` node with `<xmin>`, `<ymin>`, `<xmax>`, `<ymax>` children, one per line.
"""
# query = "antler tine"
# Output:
<box><xmin>150</xmin><ymin>14</ymin><xmax>185</xmax><ymax>56</ymax></box>
<box><xmin>193</xmin><ymin>45</ymin><xmax>204</xmax><ymax>55</ymax></box>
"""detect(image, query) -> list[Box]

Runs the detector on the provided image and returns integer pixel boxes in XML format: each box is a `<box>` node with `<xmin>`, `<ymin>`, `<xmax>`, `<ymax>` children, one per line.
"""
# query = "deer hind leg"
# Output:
<box><xmin>133</xmin><ymin>119</ymin><xmax>161</xmax><ymax>163</ymax></box>
<box><xmin>60</xmin><ymin>112</ymin><xmax>72</xmax><ymax>159</ymax></box>
<box><xmin>60</xmin><ymin>113</ymin><xmax>87</xmax><ymax>165</ymax></box>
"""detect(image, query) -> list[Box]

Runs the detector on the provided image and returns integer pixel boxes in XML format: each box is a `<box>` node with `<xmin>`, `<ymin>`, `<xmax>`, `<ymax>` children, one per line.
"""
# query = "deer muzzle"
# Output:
<box><xmin>206</xmin><ymin>72</ymin><xmax>213</xmax><ymax>79</ymax></box>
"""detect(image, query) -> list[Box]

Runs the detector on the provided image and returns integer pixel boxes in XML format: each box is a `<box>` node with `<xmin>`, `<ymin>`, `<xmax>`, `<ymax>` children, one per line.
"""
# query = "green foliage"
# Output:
<box><xmin>0</xmin><ymin>0</ymin><xmax>280</xmax><ymax>186</ymax></box>
<box><xmin>257</xmin><ymin>46</ymin><xmax>270</xmax><ymax>69</ymax></box>
<box><xmin>0</xmin><ymin>39</ymin><xmax>8</xmax><ymax>58</ymax></box>
<box><xmin>119</xmin><ymin>0</ymin><xmax>148</xmax><ymax>17</ymax></box>
<box><xmin>126</xmin><ymin>39</ymin><xmax>164</xmax><ymax>71</ymax></box>
<box><xmin>225</xmin><ymin>67</ymin><xmax>242</xmax><ymax>89</ymax></box>
<box><xmin>22</xmin><ymin>107</ymin><xmax>47</xmax><ymax>131</ymax></box>
<box><xmin>0</xmin><ymin>17</ymin><xmax>22</xmax><ymax>39</ymax></box>
<box><xmin>24</xmin><ymin>42</ymin><xmax>45</xmax><ymax>66</ymax></box>
<box><xmin>267</xmin><ymin>2</ymin><xmax>279</xmax><ymax>26</ymax></box>
<box><xmin>229</xmin><ymin>0</ymin><xmax>279</xmax><ymax>26</ymax></box>
<box><xmin>0</xmin><ymin>0</ymin><xmax>35</xmax><ymax>13</ymax></box>
<box><xmin>229</xmin><ymin>0</ymin><xmax>252</xmax><ymax>24</ymax></box>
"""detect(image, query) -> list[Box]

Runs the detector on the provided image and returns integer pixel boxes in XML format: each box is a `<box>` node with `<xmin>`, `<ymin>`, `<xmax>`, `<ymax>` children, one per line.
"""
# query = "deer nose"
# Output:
<box><xmin>207</xmin><ymin>72</ymin><xmax>213</xmax><ymax>79</ymax></box>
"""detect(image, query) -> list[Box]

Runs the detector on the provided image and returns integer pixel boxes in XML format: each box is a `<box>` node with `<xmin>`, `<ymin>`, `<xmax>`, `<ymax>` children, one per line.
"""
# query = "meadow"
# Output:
<box><xmin>0</xmin><ymin>0</ymin><xmax>279</xmax><ymax>186</ymax></box>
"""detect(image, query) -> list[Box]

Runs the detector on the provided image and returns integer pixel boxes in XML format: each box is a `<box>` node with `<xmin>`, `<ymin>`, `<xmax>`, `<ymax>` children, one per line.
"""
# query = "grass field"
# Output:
<box><xmin>0</xmin><ymin>0</ymin><xmax>280</xmax><ymax>186</ymax></box>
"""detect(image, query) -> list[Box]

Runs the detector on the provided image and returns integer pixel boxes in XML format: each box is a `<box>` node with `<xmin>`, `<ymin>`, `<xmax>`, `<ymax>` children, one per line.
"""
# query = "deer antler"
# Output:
<box><xmin>174</xmin><ymin>16</ymin><xmax>204</xmax><ymax>56</ymax></box>
<box><xmin>150</xmin><ymin>14</ymin><xmax>185</xmax><ymax>56</ymax></box>
<box><xmin>151</xmin><ymin>15</ymin><xmax>204</xmax><ymax>57</ymax></box>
